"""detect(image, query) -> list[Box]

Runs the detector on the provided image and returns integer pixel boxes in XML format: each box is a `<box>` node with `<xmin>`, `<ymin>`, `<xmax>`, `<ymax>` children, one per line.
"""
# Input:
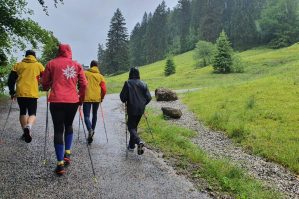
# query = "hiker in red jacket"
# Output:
<box><xmin>42</xmin><ymin>44</ymin><xmax>87</xmax><ymax>175</ymax></box>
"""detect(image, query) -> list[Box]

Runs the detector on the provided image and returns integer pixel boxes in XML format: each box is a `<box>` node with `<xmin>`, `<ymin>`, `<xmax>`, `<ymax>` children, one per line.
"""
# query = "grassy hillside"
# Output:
<box><xmin>107</xmin><ymin>43</ymin><xmax>299</xmax><ymax>173</ymax></box>
<box><xmin>108</xmin><ymin>44</ymin><xmax>299</xmax><ymax>93</ymax></box>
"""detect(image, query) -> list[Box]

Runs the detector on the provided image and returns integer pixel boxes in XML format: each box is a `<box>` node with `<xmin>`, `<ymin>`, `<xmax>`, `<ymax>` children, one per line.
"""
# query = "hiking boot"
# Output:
<box><xmin>64</xmin><ymin>154</ymin><xmax>71</xmax><ymax>166</ymax></box>
<box><xmin>137</xmin><ymin>142</ymin><xmax>144</xmax><ymax>155</ymax></box>
<box><xmin>127</xmin><ymin>145</ymin><xmax>135</xmax><ymax>152</ymax></box>
<box><xmin>55</xmin><ymin>163</ymin><xmax>65</xmax><ymax>176</ymax></box>
<box><xmin>87</xmin><ymin>129</ymin><xmax>94</xmax><ymax>144</ymax></box>
<box><xmin>23</xmin><ymin>127</ymin><xmax>32</xmax><ymax>143</ymax></box>
<box><xmin>20</xmin><ymin>133</ymin><xmax>25</xmax><ymax>141</ymax></box>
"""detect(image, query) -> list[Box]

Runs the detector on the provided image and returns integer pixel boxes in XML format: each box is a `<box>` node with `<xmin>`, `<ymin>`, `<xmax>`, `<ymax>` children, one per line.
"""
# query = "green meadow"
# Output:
<box><xmin>108</xmin><ymin>43</ymin><xmax>299</xmax><ymax>174</ymax></box>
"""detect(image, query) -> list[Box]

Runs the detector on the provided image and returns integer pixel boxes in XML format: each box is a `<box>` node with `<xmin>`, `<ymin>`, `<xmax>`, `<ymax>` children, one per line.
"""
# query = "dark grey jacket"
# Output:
<box><xmin>120</xmin><ymin>79</ymin><xmax>152</xmax><ymax>116</ymax></box>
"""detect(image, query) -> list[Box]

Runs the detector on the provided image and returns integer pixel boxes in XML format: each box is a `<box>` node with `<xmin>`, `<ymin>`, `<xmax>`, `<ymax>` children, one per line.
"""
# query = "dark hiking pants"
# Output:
<box><xmin>83</xmin><ymin>102</ymin><xmax>100</xmax><ymax>131</ymax></box>
<box><xmin>127</xmin><ymin>114</ymin><xmax>142</xmax><ymax>148</ymax></box>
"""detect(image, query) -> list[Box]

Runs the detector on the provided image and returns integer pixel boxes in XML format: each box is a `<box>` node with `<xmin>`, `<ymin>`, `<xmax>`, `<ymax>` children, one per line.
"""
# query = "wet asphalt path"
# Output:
<box><xmin>0</xmin><ymin>94</ymin><xmax>210</xmax><ymax>199</ymax></box>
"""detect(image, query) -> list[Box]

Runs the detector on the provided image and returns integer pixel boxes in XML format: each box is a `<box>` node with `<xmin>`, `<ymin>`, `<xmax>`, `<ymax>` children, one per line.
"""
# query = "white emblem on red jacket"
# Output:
<box><xmin>63</xmin><ymin>65</ymin><xmax>77</xmax><ymax>79</ymax></box>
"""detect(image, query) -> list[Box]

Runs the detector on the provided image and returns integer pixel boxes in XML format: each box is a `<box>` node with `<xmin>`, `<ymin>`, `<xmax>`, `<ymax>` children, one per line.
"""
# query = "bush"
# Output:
<box><xmin>231</xmin><ymin>54</ymin><xmax>245</xmax><ymax>73</ymax></box>
<box><xmin>212</xmin><ymin>31</ymin><xmax>233</xmax><ymax>73</ymax></box>
<box><xmin>194</xmin><ymin>40</ymin><xmax>216</xmax><ymax>67</ymax></box>
<box><xmin>269</xmin><ymin>34</ymin><xmax>290</xmax><ymax>49</ymax></box>
<box><xmin>164</xmin><ymin>56</ymin><xmax>176</xmax><ymax>76</ymax></box>
<box><xmin>0</xmin><ymin>58</ymin><xmax>16</xmax><ymax>94</ymax></box>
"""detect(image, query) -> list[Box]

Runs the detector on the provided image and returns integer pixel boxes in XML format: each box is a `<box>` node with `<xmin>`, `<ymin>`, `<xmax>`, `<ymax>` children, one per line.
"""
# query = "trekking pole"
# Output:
<box><xmin>43</xmin><ymin>92</ymin><xmax>49</xmax><ymax>164</ymax></box>
<box><xmin>79</xmin><ymin>106</ymin><xmax>97</xmax><ymax>182</ymax></box>
<box><xmin>99</xmin><ymin>103</ymin><xmax>108</xmax><ymax>143</ymax></box>
<box><xmin>0</xmin><ymin>99</ymin><xmax>14</xmax><ymax>143</ymax></box>
<box><xmin>143</xmin><ymin>113</ymin><xmax>154</xmax><ymax>139</ymax></box>
<box><xmin>125</xmin><ymin>103</ymin><xmax>128</xmax><ymax>158</ymax></box>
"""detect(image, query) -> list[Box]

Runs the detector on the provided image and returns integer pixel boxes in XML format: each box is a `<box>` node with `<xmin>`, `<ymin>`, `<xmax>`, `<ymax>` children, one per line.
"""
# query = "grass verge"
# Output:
<box><xmin>139</xmin><ymin>110</ymin><xmax>282</xmax><ymax>199</ymax></box>
<box><xmin>182</xmin><ymin>72</ymin><xmax>299</xmax><ymax>174</ymax></box>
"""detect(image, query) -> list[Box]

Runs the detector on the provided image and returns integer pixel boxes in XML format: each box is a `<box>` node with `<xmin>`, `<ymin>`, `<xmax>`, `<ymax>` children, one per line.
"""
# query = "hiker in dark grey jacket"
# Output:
<box><xmin>120</xmin><ymin>67</ymin><xmax>151</xmax><ymax>155</ymax></box>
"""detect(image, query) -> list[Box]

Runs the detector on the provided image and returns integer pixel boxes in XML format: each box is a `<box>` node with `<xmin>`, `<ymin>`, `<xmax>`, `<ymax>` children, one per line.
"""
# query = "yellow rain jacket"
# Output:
<box><xmin>12</xmin><ymin>55</ymin><xmax>45</xmax><ymax>98</ymax></box>
<box><xmin>84</xmin><ymin>66</ymin><xmax>106</xmax><ymax>102</ymax></box>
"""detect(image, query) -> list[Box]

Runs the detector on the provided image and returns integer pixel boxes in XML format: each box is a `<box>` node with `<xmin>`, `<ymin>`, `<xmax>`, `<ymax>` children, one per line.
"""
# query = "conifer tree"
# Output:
<box><xmin>129</xmin><ymin>23</ymin><xmax>142</xmax><ymax>66</ymax></box>
<box><xmin>224</xmin><ymin>0</ymin><xmax>262</xmax><ymax>49</ymax></box>
<box><xmin>178</xmin><ymin>0</ymin><xmax>191</xmax><ymax>53</ymax></box>
<box><xmin>259</xmin><ymin>0</ymin><xmax>299</xmax><ymax>48</ymax></box>
<box><xmin>213</xmin><ymin>30</ymin><xmax>233</xmax><ymax>73</ymax></box>
<box><xmin>164</xmin><ymin>56</ymin><xmax>176</xmax><ymax>76</ymax></box>
<box><xmin>97</xmin><ymin>43</ymin><xmax>107</xmax><ymax>73</ymax></box>
<box><xmin>105</xmin><ymin>8</ymin><xmax>129</xmax><ymax>74</ymax></box>
<box><xmin>145</xmin><ymin>1</ymin><xmax>168</xmax><ymax>63</ymax></box>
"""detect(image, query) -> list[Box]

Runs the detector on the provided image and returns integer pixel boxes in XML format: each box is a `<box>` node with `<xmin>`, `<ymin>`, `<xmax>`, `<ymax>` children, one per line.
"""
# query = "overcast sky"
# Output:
<box><xmin>27</xmin><ymin>0</ymin><xmax>178</xmax><ymax>65</ymax></box>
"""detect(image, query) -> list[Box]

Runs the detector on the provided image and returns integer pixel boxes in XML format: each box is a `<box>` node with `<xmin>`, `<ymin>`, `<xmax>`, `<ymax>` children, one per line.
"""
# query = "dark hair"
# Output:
<box><xmin>90</xmin><ymin>60</ymin><xmax>98</xmax><ymax>67</ymax></box>
<box><xmin>129</xmin><ymin>67</ymin><xmax>140</xmax><ymax>79</ymax></box>
<box><xmin>25</xmin><ymin>50</ymin><xmax>36</xmax><ymax>57</ymax></box>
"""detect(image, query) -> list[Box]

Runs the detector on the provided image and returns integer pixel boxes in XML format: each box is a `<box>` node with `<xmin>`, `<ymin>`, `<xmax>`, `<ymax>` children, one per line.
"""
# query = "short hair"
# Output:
<box><xmin>90</xmin><ymin>60</ymin><xmax>98</xmax><ymax>67</ymax></box>
<box><xmin>25</xmin><ymin>50</ymin><xmax>36</xmax><ymax>57</ymax></box>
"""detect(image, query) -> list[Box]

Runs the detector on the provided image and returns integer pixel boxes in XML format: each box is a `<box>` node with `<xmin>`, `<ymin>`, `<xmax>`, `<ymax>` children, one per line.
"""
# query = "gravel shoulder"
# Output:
<box><xmin>149</xmin><ymin>99</ymin><xmax>299</xmax><ymax>199</ymax></box>
<box><xmin>0</xmin><ymin>95</ymin><xmax>211</xmax><ymax>199</ymax></box>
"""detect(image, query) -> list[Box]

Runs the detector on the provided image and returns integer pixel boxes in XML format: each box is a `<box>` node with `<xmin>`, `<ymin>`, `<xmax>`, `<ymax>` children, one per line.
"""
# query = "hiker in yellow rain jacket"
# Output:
<box><xmin>7</xmin><ymin>50</ymin><xmax>45</xmax><ymax>143</ymax></box>
<box><xmin>83</xmin><ymin>60</ymin><xmax>106</xmax><ymax>144</ymax></box>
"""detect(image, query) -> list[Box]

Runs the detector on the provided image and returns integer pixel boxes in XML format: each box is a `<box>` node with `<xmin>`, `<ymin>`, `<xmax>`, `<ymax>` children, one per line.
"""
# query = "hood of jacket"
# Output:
<box><xmin>22</xmin><ymin>55</ymin><xmax>37</xmax><ymax>63</ymax></box>
<box><xmin>58</xmin><ymin>44</ymin><xmax>72</xmax><ymax>59</ymax></box>
<box><xmin>88</xmin><ymin>66</ymin><xmax>100</xmax><ymax>73</ymax></box>
<box><xmin>129</xmin><ymin>67</ymin><xmax>140</xmax><ymax>79</ymax></box>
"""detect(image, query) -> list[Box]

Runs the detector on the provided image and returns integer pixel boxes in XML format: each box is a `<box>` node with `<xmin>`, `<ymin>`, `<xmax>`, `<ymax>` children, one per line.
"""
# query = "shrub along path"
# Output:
<box><xmin>149</xmin><ymin>99</ymin><xmax>299</xmax><ymax>199</ymax></box>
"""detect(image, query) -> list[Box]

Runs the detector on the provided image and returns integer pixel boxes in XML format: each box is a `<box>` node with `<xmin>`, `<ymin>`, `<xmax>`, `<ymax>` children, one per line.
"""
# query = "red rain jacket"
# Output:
<box><xmin>42</xmin><ymin>44</ymin><xmax>87</xmax><ymax>103</ymax></box>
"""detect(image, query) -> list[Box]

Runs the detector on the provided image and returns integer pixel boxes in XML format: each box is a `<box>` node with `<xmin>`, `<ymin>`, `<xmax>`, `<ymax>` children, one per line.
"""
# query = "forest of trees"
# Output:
<box><xmin>99</xmin><ymin>0</ymin><xmax>299</xmax><ymax>75</ymax></box>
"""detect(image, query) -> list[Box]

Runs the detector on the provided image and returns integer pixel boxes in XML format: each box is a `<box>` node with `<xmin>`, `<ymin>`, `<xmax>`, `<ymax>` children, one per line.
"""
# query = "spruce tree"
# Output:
<box><xmin>259</xmin><ymin>0</ymin><xmax>299</xmax><ymax>48</ymax></box>
<box><xmin>178</xmin><ymin>0</ymin><xmax>191</xmax><ymax>53</ymax></box>
<box><xmin>97</xmin><ymin>43</ymin><xmax>107</xmax><ymax>73</ymax></box>
<box><xmin>224</xmin><ymin>0</ymin><xmax>263</xmax><ymax>49</ymax></box>
<box><xmin>105</xmin><ymin>8</ymin><xmax>129</xmax><ymax>74</ymax></box>
<box><xmin>164</xmin><ymin>56</ymin><xmax>176</xmax><ymax>76</ymax></box>
<box><xmin>199</xmin><ymin>0</ymin><xmax>224</xmax><ymax>42</ymax></box>
<box><xmin>213</xmin><ymin>30</ymin><xmax>233</xmax><ymax>73</ymax></box>
<box><xmin>167</xmin><ymin>8</ymin><xmax>181</xmax><ymax>54</ymax></box>
<box><xmin>138</xmin><ymin>12</ymin><xmax>148</xmax><ymax>65</ymax></box>
<box><xmin>145</xmin><ymin>1</ymin><xmax>168</xmax><ymax>64</ymax></box>
<box><xmin>129</xmin><ymin>23</ymin><xmax>141</xmax><ymax>66</ymax></box>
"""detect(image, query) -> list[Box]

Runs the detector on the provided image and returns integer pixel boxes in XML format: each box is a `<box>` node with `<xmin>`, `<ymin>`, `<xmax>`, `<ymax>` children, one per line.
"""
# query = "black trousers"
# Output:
<box><xmin>127</xmin><ymin>114</ymin><xmax>142</xmax><ymax>148</ymax></box>
<box><xmin>50</xmin><ymin>103</ymin><xmax>78</xmax><ymax>144</ymax></box>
